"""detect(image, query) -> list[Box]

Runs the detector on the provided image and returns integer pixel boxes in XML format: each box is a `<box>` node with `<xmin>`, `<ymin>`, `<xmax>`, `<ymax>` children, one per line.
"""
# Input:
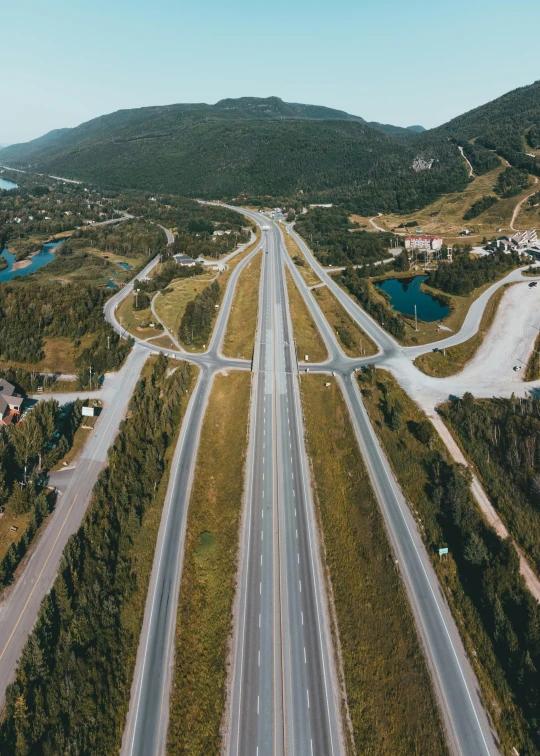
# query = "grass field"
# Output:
<box><xmin>301</xmin><ymin>375</ymin><xmax>448</xmax><ymax>755</ymax></box>
<box><xmin>526</xmin><ymin>330</ymin><xmax>540</xmax><ymax>380</ymax></box>
<box><xmin>167</xmin><ymin>371</ymin><xmax>251</xmax><ymax>756</ymax></box>
<box><xmin>0</xmin><ymin>335</ymin><xmax>94</xmax><ymax>375</ymax></box>
<box><xmin>413</xmin><ymin>284</ymin><xmax>511</xmax><ymax>377</ymax></box>
<box><xmin>285</xmin><ymin>267</ymin><xmax>328</xmax><ymax>363</ymax></box>
<box><xmin>311</xmin><ymin>285</ymin><xmax>378</xmax><ymax>356</ymax></box>
<box><xmin>0</xmin><ymin>512</ymin><xmax>31</xmax><ymax>563</ymax></box>
<box><xmin>283</xmin><ymin>230</ymin><xmax>321</xmax><ymax>286</ymax></box>
<box><xmin>154</xmin><ymin>272</ymin><xmax>216</xmax><ymax>351</ymax></box>
<box><xmin>116</xmin><ymin>295</ymin><xmax>157</xmax><ymax>338</ymax></box>
<box><xmin>222</xmin><ymin>250</ymin><xmax>262</xmax><ymax>359</ymax></box>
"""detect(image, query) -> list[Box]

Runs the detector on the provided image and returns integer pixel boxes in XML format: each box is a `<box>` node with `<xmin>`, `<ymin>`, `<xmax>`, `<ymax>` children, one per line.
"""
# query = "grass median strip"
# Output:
<box><xmin>167</xmin><ymin>371</ymin><xmax>251</xmax><ymax>756</ymax></box>
<box><xmin>413</xmin><ymin>284</ymin><xmax>510</xmax><ymax>377</ymax></box>
<box><xmin>283</xmin><ymin>230</ymin><xmax>321</xmax><ymax>287</ymax></box>
<box><xmin>285</xmin><ymin>267</ymin><xmax>328</xmax><ymax>363</ymax></box>
<box><xmin>223</xmin><ymin>250</ymin><xmax>262</xmax><ymax>359</ymax></box>
<box><xmin>301</xmin><ymin>374</ymin><xmax>448</xmax><ymax>755</ymax></box>
<box><xmin>312</xmin><ymin>285</ymin><xmax>378</xmax><ymax>357</ymax></box>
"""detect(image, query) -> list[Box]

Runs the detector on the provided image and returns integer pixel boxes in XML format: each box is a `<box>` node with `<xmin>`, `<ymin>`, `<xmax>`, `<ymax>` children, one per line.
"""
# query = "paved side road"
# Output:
<box><xmin>0</xmin><ymin>345</ymin><xmax>149</xmax><ymax>708</ymax></box>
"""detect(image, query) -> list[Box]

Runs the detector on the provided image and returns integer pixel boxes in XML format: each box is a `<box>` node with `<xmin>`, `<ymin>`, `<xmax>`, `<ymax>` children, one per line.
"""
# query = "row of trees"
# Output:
<box><xmin>463</xmin><ymin>194</ymin><xmax>499</xmax><ymax>220</ymax></box>
<box><xmin>0</xmin><ymin>398</ymin><xmax>83</xmax><ymax>588</ymax></box>
<box><xmin>361</xmin><ymin>374</ymin><xmax>540</xmax><ymax>751</ymax></box>
<box><xmin>427</xmin><ymin>250</ymin><xmax>521</xmax><ymax>296</ymax></box>
<box><xmin>339</xmin><ymin>267</ymin><xmax>406</xmax><ymax>339</ymax></box>
<box><xmin>179</xmin><ymin>280</ymin><xmax>221</xmax><ymax>347</ymax></box>
<box><xmin>0</xmin><ymin>358</ymin><xmax>194</xmax><ymax>754</ymax></box>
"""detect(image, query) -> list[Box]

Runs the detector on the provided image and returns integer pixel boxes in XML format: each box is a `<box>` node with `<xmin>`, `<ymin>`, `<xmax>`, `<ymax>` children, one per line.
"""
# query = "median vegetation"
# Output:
<box><xmin>311</xmin><ymin>285</ymin><xmax>378</xmax><ymax>356</ymax></box>
<box><xmin>285</xmin><ymin>268</ymin><xmax>328</xmax><ymax>362</ymax></box>
<box><xmin>0</xmin><ymin>356</ymin><xmax>196</xmax><ymax>754</ymax></box>
<box><xmin>301</xmin><ymin>375</ymin><xmax>448</xmax><ymax>755</ymax></box>
<box><xmin>360</xmin><ymin>369</ymin><xmax>540</xmax><ymax>754</ymax></box>
<box><xmin>167</xmin><ymin>371</ymin><xmax>251</xmax><ymax>755</ymax></box>
<box><xmin>223</xmin><ymin>250</ymin><xmax>262</xmax><ymax>359</ymax></box>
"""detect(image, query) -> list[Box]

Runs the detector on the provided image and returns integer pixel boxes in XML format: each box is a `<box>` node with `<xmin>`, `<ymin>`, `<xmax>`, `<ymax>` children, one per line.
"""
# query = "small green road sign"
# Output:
<box><xmin>439</xmin><ymin>547</ymin><xmax>449</xmax><ymax>556</ymax></box>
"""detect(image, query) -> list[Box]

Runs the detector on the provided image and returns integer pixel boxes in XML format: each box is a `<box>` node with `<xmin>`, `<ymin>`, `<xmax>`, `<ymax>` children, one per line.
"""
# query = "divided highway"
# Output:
<box><xmin>228</xmin><ymin>222</ymin><xmax>343</xmax><ymax>756</ymax></box>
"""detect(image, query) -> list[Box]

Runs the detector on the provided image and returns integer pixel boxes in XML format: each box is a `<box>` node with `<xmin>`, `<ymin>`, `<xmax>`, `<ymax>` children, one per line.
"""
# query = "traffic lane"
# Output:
<box><xmin>128</xmin><ymin>371</ymin><xmax>212</xmax><ymax>756</ymax></box>
<box><xmin>342</xmin><ymin>376</ymin><xmax>498</xmax><ymax>756</ymax></box>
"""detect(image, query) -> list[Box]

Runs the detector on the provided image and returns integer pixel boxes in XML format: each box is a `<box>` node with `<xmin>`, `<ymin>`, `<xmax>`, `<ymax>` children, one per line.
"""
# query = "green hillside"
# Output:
<box><xmin>0</xmin><ymin>97</ymin><xmax>464</xmax><ymax>214</ymax></box>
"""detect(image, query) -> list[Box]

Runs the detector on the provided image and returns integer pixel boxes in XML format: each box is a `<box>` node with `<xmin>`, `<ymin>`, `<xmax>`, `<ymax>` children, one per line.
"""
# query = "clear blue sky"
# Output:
<box><xmin>2</xmin><ymin>0</ymin><xmax>539</xmax><ymax>144</ymax></box>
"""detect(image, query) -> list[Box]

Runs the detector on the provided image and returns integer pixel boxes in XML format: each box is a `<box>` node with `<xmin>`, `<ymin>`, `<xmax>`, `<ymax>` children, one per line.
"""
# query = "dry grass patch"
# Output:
<box><xmin>414</xmin><ymin>284</ymin><xmax>510</xmax><ymax>377</ymax></box>
<box><xmin>116</xmin><ymin>295</ymin><xmax>156</xmax><ymax>338</ymax></box>
<box><xmin>301</xmin><ymin>375</ymin><xmax>448</xmax><ymax>755</ymax></box>
<box><xmin>283</xmin><ymin>232</ymin><xmax>321</xmax><ymax>286</ymax></box>
<box><xmin>167</xmin><ymin>371</ymin><xmax>251</xmax><ymax>756</ymax></box>
<box><xmin>223</xmin><ymin>250</ymin><xmax>262</xmax><ymax>359</ymax></box>
<box><xmin>312</xmin><ymin>286</ymin><xmax>377</xmax><ymax>356</ymax></box>
<box><xmin>285</xmin><ymin>268</ymin><xmax>327</xmax><ymax>363</ymax></box>
<box><xmin>0</xmin><ymin>335</ymin><xmax>94</xmax><ymax>375</ymax></box>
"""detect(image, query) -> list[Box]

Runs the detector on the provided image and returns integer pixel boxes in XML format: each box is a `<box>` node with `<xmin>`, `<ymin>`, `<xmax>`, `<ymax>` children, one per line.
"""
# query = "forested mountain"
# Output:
<box><xmin>0</xmin><ymin>97</ymin><xmax>463</xmax><ymax>214</ymax></box>
<box><xmin>431</xmin><ymin>79</ymin><xmax>540</xmax><ymax>176</ymax></box>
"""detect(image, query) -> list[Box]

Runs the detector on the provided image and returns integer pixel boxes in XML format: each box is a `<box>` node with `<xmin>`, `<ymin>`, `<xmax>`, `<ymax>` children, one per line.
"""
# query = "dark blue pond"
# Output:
<box><xmin>375</xmin><ymin>275</ymin><xmax>450</xmax><ymax>322</ymax></box>
<box><xmin>0</xmin><ymin>240</ymin><xmax>64</xmax><ymax>282</ymax></box>
<box><xmin>117</xmin><ymin>261</ymin><xmax>132</xmax><ymax>270</ymax></box>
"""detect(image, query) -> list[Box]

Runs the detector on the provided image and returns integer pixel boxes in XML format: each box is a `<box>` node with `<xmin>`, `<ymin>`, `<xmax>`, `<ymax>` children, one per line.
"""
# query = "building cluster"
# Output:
<box><xmin>496</xmin><ymin>229</ymin><xmax>540</xmax><ymax>254</ymax></box>
<box><xmin>0</xmin><ymin>379</ymin><xmax>22</xmax><ymax>426</ymax></box>
<box><xmin>404</xmin><ymin>235</ymin><xmax>443</xmax><ymax>251</ymax></box>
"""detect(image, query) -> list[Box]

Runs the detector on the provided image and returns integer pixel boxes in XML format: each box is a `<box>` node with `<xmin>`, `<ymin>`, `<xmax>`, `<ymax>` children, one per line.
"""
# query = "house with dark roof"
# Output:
<box><xmin>0</xmin><ymin>379</ymin><xmax>22</xmax><ymax>425</ymax></box>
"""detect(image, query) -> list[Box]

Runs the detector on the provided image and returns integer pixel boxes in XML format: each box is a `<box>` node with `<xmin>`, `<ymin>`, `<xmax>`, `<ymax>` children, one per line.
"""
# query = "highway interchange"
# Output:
<box><xmin>4</xmin><ymin>205</ymin><xmax>540</xmax><ymax>754</ymax></box>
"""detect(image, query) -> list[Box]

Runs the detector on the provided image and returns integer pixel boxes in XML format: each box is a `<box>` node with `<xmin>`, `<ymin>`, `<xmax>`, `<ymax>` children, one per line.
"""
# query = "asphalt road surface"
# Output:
<box><xmin>228</xmin><ymin>221</ymin><xmax>343</xmax><ymax>756</ymax></box>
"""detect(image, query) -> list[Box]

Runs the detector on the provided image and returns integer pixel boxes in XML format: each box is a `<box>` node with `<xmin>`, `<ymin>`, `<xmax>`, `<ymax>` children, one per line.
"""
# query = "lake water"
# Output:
<box><xmin>375</xmin><ymin>275</ymin><xmax>450</xmax><ymax>322</ymax></box>
<box><xmin>0</xmin><ymin>177</ymin><xmax>18</xmax><ymax>191</ymax></box>
<box><xmin>117</xmin><ymin>261</ymin><xmax>132</xmax><ymax>270</ymax></box>
<box><xmin>0</xmin><ymin>240</ymin><xmax>64</xmax><ymax>283</ymax></box>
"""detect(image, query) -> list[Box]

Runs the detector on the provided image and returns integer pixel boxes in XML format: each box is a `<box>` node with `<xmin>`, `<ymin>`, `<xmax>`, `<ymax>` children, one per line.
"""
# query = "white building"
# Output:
<box><xmin>404</xmin><ymin>235</ymin><xmax>443</xmax><ymax>251</ymax></box>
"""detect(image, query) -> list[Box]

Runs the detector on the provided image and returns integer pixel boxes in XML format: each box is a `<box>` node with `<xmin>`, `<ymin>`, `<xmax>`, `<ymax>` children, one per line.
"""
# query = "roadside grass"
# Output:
<box><xmin>0</xmin><ymin>512</ymin><xmax>31</xmax><ymax>562</ymax></box>
<box><xmin>283</xmin><ymin>231</ymin><xmax>321</xmax><ymax>286</ymax></box>
<box><xmin>301</xmin><ymin>375</ymin><xmax>448</xmax><ymax>755</ymax></box>
<box><xmin>117</xmin><ymin>294</ymin><xmax>157</xmax><ymax>338</ymax></box>
<box><xmin>50</xmin><ymin>420</ymin><xmax>95</xmax><ymax>472</ymax></box>
<box><xmin>147</xmin><ymin>334</ymin><xmax>177</xmax><ymax>350</ymax></box>
<box><xmin>311</xmin><ymin>286</ymin><xmax>378</xmax><ymax>356</ymax></box>
<box><xmin>360</xmin><ymin>370</ymin><xmax>532</xmax><ymax>752</ymax></box>
<box><xmin>0</xmin><ymin>335</ymin><xmax>94</xmax><ymax>375</ymax></box>
<box><xmin>167</xmin><ymin>371</ymin><xmax>251</xmax><ymax>756</ymax></box>
<box><xmin>285</xmin><ymin>267</ymin><xmax>328</xmax><ymax>363</ymax></box>
<box><xmin>413</xmin><ymin>285</ymin><xmax>510</xmax><ymax>377</ymax></box>
<box><xmin>154</xmin><ymin>273</ymin><xmax>216</xmax><ymax>351</ymax></box>
<box><xmin>525</xmin><ymin>331</ymin><xmax>540</xmax><ymax>380</ymax></box>
<box><xmin>222</xmin><ymin>250</ymin><xmax>262</xmax><ymax>359</ymax></box>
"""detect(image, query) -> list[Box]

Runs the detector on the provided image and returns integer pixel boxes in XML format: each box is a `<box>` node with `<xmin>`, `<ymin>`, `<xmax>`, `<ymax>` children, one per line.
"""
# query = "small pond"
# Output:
<box><xmin>375</xmin><ymin>275</ymin><xmax>450</xmax><ymax>322</ymax></box>
<box><xmin>0</xmin><ymin>240</ymin><xmax>64</xmax><ymax>283</ymax></box>
<box><xmin>0</xmin><ymin>177</ymin><xmax>18</xmax><ymax>191</ymax></box>
<box><xmin>116</xmin><ymin>261</ymin><xmax>132</xmax><ymax>271</ymax></box>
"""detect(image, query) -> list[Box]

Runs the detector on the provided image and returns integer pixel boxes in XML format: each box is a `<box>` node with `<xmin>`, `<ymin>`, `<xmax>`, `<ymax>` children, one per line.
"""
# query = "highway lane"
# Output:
<box><xmin>0</xmin><ymin>344</ymin><xmax>149</xmax><ymax>709</ymax></box>
<box><xmin>228</xmin><ymin>221</ymin><xmax>343</xmax><ymax>756</ymax></box>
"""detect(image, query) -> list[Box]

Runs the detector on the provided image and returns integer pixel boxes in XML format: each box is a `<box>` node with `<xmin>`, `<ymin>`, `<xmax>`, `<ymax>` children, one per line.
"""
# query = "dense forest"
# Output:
<box><xmin>361</xmin><ymin>374</ymin><xmax>540</xmax><ymax>752</ymax></box>
<box><xmin>0</xmin><ymin>398</ymin><xmax>83</xmax><ymax>588</ymax></box>
<box><xmin>0</xmin><ymin>282</ymin><xmax>130</xmax><ymax>379</ymax></box>
<box><xmin>295</xmin><ymin>207</ymin><xmax>393</xmax><ymax>266</ymax></box>
<box><xmin>70</xmin><ymin>219</ymin><xmax>167</xmax><ymax>258</ymax></box>
<box><xmin>0</xmin><ymin>357</ymin><xmax>194</xmax><ymax>754</ymax></box>
<box><xmin>339</xmin><ymin>267</ymin><xmax>406</xmax><ymax>339</ymax></box>
<box><xmin>443</xmin><ymin>394</ymin><xmax>540</xmax><ymax>576</ymax></box>
<box><xmin>0</xmin><ymin>97</ymin><xmax>469</xmax><ymax>215</ymax></box>
<box><xmin>458</xmin><ymin>141</ymin><xmax>501</xmax><ymax>175</ymax></box>
<box><xmin>463</xmin><ymin>194</ymin><xmax>499</xmax><ymax>220</ymax></box>
<box><xmin>427</xmin><ymin>250</ymin><xmax>521</xmax><ymax>296</ymax></box>
<box><xmin>179</xmin><ymin>280</ymin><xmax>221</xmax><ymax>347</ymax></box>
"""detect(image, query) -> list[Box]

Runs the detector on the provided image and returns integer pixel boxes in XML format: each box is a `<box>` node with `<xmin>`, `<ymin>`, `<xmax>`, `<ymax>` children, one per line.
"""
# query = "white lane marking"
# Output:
<box><xmin>257</xmin><ymin>696</ymin><xmax>260</xmax><ymax>715</ymax></box>
<box><xmin>260</xmin><ymin>582</ymin><xmax>262</xmax><ymax>594</ymax></box>
<box><xmin>304</xmin><ymin>647</ymin><xmax>307</xmax><ymax>664</ymax></box>
<box><xmin>299</xmin><ymin>580</ymin><xmax>302</xmax><ymax>592</ymax></box>
<box><xmin>258</xmin><ymin>649</ymin><xmax>260</xmax><ymax>666</ymax></box>
<box><xmin>261</xmin><ymin>554</ymin><xmax>263</xmax><ymax>565</ymax></box>
<box><xmin>307</xmin><ymin>689</ymin><xmax>310</xmax><ymax>708</ymax></box>
<box><xmin>259</xmin><ymin>613</ymin><xmax>261</xmax><ymax>627</ymax></box>
<box><xmin>302</xmin><ymin>611</ymin><xmax>304</xmax><ymax>625</ymax></box>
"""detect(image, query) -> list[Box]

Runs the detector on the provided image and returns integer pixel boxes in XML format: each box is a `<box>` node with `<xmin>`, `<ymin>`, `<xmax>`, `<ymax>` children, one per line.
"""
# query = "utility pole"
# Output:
<box><xmin>89</xmin><ymin>365</ymin><xmax>93</xmax><ymax>390</ymax></box>
<box><xmin>107</xmin><ymin>335</ymin><xmax>110</xmax><ymax>350</ymax></box>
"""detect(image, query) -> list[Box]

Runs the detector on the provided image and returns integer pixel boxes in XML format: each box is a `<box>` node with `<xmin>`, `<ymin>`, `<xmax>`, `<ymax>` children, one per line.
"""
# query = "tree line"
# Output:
<box><xmin>0</xmin><ymin>357</ymin><xmax>194</xmax><ymax>754</ymax></box>
<box><xmin>427</xmin><ymin>250</ymin><xmax>521</xmax><ymax>296</ymax></box>
<box><xmin>179</xmin><ymin>280</ymin><xmax>220</xmax><ymax>347</ymax></box>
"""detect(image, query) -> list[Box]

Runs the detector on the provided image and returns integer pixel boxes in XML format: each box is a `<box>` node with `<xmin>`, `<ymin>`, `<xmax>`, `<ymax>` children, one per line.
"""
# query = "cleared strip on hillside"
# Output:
<box><xmin>301</xmin><ymin>374</ymin><xmax>448</xmax><ymax>755</ymax></box>
<box><xmin>285</xmin><ymin>267</ymin><xmax>328</xmax><ymax>363</ymax></box>
<box><xmin>167</xmin><ymin>371</ymin><xmax>251</xmax><ymax>755</ymax></box>
<box><xmin>222</xmin><ymin>250</ymin><xmax>262</xmax><ymax>359</ymax></box>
